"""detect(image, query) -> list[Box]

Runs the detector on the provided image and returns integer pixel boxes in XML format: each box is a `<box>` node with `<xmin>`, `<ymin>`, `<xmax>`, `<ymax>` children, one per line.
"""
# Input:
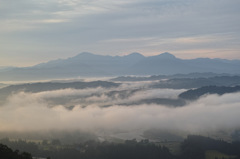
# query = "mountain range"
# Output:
<box><xmin>0</xmin><ymin>52</ymin><xmax>240</xmax><ymax>81</ymax></box>
<box><xmin>111</xmin><ymin>72</ymin><xmax>231</xmax><ymax>81</ymax></box>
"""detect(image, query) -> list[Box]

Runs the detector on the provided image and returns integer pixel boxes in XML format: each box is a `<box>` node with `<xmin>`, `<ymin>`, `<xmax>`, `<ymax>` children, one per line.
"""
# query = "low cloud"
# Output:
<box><xmin>0</xmin><ymin>85</ymin><xmax>240</xmax><ymax>138</ymax></box>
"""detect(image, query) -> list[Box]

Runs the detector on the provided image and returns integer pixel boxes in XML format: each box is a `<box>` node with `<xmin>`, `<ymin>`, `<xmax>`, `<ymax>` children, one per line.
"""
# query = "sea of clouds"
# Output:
<box><xmin>0</xmin><ymin>81</ymin><xmax>239</xmax><ymax>139</ymax></box>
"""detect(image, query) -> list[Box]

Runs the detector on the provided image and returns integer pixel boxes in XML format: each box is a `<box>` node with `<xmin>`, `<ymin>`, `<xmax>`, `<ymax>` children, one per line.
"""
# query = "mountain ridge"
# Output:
<box><xmin>0</xmin><ymin>52</ymin><xmax>240</xmax><ymax>81</ymax></box>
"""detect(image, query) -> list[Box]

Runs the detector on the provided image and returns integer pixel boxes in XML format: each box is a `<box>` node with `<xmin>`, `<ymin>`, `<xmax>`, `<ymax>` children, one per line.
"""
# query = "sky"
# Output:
<box><xmin>0</xmin><ymin>0</ymin><xmax>240</xmax><ymax>67</ymax></box>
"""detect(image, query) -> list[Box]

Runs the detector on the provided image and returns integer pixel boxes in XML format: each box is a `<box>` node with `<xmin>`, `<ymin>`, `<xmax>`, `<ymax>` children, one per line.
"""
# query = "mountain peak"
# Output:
<box><xmin>77</xmin><ymin>52</ymin><xmax>95</xmax><ymax>56</ymax></box>
<box><xmin>126</xmin><ymin>52</ymin><xmax>144</xmax><ymax>58</ymax></box>
<box><xmin>158</xmin><ymin>52</ymin><xmax>176</xmax><ymax>59</ymax></box>
<box><xmin>71</xmin><ymin>52</ymin><xmax>99</xmax><ymax>60</ymax></box>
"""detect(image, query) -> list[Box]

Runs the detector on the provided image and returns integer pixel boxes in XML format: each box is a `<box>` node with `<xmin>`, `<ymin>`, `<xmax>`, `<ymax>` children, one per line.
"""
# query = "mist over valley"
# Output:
<box><xmin>1</xmin><ymin>53</ymin><xmax>240</xmax><ymax>159</ymax></box>
<box><xmin>1</xmin><ymin>0</ymin><xmax>240</xmax><ymax>158</ymax></box>
<box><xmin>1</xmin><ymin>74</ymin><xmax>240</xmax><ymax>139</ymax></box>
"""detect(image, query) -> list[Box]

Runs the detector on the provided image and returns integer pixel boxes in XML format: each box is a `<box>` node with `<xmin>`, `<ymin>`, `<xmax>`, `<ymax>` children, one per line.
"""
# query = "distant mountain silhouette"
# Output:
<box><xmin>0</xmin><ymin>52</ymin><xmax>240</xmax><ymax>81</ymax></box>
<box><xmin>111</xmin><ymin>72</ymin><xmax>231</xmax><ymax>81</ymax></box>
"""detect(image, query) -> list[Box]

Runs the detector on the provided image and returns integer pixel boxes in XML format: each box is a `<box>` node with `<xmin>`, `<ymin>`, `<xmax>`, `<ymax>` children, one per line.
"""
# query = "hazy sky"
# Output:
<box><xmin>0</xmin><ymin>0</ymin><xmax>240</xmax><ymax>66</ymax></box>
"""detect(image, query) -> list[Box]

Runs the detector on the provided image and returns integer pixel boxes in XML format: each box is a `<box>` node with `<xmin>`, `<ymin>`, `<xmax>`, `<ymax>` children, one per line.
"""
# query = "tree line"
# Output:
<box><xmin>1</xmin><ymin>135</ymin><xmax>240</xmax><ymax>159</ymax></box>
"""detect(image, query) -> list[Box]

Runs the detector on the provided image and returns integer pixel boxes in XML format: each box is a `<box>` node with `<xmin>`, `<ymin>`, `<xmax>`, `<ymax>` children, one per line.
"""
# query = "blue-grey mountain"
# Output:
<box><xmin>0</xmin><ymin>52</ymin><xmax>239</xmax><ymax>81</ymax></box>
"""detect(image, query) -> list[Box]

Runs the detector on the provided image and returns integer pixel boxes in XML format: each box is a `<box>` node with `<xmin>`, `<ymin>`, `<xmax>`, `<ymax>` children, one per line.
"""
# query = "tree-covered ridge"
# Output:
<box><xmin>180</xmin><ymin>135</ymin><xmax>240</xmax><ymax>159</ymax></box>
<box><xmin>179</xmin><ymin>85</ymin><xmax>240</xmax><ymax>100</ymax></box>
<box><xmin>111</xmin><ymin>73</ymin><xmax>231</xmax><ymax>82</ymax></box>
<box><xmin>152</xmin><ymin>76</ymin><xmax>240</xmax><ymax>89</ymax></box>
<box><xmin>1</xmin><ymin>138</ymin><xmax>174</xmax><ymax>159</ymax></box>
<box><xmin>1</xmin><ymin>136</ymin><xmax>240</xmax><ymax>159</ymax></box>
<box><xmin>0</xmin><ymin>143</ymin><xmax>32</xmax><ymax>159</ymax></box>
<box><xmin>0</xmin><ymin>81</ymin><xmax>119</xmax><ymax>93</ymax></box>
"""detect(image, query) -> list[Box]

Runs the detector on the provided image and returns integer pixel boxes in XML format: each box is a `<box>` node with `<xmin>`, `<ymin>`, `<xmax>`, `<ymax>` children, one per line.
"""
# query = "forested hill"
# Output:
<box><xmin>181</xmin><ymin>135</ymin><xmax>240</xmax><ymax>159</ymax></box>
<box><xmin>0</xmin><ymin>143</ymin><xmax>32</xmax><ymax>159</ymax></box>
<box><xmin>0</xmin><ymin>81</ymin><xmax>119</xmax><ymax>93</ymax></box>
<box><xmin>111</xmin><ymin>72</ymin><xmax>231</xmax><ymax>81</ymax></box>
<box><xmin>179</xmin><ymin>85</ymin><xmax>240</xmax><ymax>100</ymax></box>
<box><xmin>151</xmin><ymin>76</ymin><xmax>240</xmax><ymax>89</ymax></box>
<box><xmin>1</xmin><ymin>136</ymin><xmax>240</xmax><ymax>159</ymax></box>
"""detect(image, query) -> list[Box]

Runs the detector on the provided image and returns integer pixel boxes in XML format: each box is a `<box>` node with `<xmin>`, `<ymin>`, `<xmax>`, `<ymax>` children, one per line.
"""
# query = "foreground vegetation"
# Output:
<box><xmin>205</xmin><ymin>150</ymin><xmax>236</xmax><ymax>159</ymax></box>
<box><xmin>1</xmin><ymin>135</ymin><xmax>240</xmax><ymax>159</ymax></box>
<box><xmin>0</xmin><ymin>143</ymin><xmax>32</xmax><ymax>159</ymax></box>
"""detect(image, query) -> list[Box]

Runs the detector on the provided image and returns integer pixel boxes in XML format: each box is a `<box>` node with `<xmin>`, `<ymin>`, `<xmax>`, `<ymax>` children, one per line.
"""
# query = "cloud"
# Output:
<box><xmin>1</xmin><ymin>0</ymin><xmax>240</xmax><ymax>66</ymax></box>
<box><xmin>2</xmin><ymin>81</ymin><xmax>180</xmax><ymax>107</ymax></box>
<box><xmin>0</xmin><ymin>83</ymin><xmax>240</xmax><ymax>139</ymax></box>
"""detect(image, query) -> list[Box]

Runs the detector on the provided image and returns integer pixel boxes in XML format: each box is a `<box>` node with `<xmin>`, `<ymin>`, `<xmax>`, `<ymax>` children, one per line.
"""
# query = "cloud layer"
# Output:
<box><xmin>0</xmin><ymin>84</ymin><xmax>240</xmax><ymax>138</ymax></box>
<box><xmin>1</xmin><ymin>0</ymin><xmax>240</xmax><ymax>66</ymax></box>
